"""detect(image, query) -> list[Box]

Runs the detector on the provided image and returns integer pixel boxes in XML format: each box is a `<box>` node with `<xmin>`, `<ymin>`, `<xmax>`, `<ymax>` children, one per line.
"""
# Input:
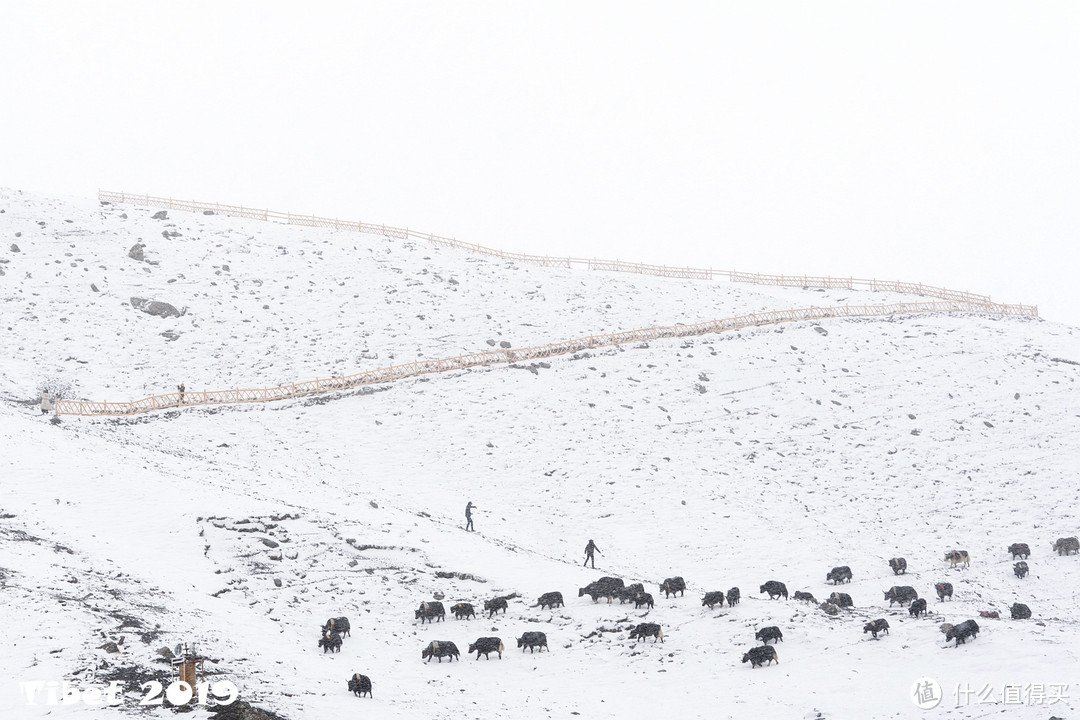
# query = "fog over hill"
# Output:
<box><xmin>1</xmin><ymin>188</ymin><xmax>1078</xmax><ymax>719</ymax></box>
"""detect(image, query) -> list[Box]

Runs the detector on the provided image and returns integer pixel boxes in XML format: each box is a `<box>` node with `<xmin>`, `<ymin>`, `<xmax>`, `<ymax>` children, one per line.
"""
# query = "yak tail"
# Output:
<box><xmin>499</xmin><ymin>642</ymin><xmax>505</xmax><ymax>653</ymax></box>
<box><xmin>658</xmin><ymin>630</ymin><xmax>664</xmax><ymax>641</ymax></box>
<box><xmin>773</xmin><ymin>651</ymin><xmax>780</xmax><ymax>663</ymax></box>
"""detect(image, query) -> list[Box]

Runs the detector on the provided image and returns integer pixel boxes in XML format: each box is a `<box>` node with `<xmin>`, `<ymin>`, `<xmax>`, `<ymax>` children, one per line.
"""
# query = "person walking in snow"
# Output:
<box><xmin>584</xmin><ymin>539</ymin><xmax>600</xmax><ymax>568</ymax></box>
<box><xmin>465</xmin><ymin>501</ymin><xmax>476</xmax><ymax>532</ymax></box>
<box><xmin>177</xmin><ymin>383</ymin><xmax>185</xmax><ymax>405</ymax></box>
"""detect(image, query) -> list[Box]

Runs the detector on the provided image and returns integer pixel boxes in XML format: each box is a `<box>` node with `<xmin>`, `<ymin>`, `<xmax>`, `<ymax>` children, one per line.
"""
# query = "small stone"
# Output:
<box><xmin>152</xmin><ymin>210</ymin><xmax>168</xmax><ymax>220</ymax></box>
<box><xmin>9</xmin><ymin>244</ymin><xmax>19</xmax><ymax>253</ymax></box>
<box><xmin>128</xmin><ymin>244</ymin><xmax>145</xmax><ymax>261</ymax></box>
<box><xmin>499</xmin><ymin>341</ymin><xmax>511</xmax><ymax>348</ymax></box>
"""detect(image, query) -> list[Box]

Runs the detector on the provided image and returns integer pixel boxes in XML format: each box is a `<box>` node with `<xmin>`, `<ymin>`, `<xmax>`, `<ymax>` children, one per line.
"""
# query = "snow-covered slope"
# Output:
<box><xmin>1</xmin><ymin>188</ymin><xmax>1078</xmax><ymax>720</ymax></box>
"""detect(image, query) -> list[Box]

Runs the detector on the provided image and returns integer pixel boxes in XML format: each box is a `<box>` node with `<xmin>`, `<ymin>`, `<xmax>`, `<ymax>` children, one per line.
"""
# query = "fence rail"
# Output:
<box><xmin>97</xmin><ymin>190</ymin><xmax>1037</xmax><ymax>316</ymax></box>
<box><xmin>55</xmin><ymin>300</ymin><xmax>1030</xmax><ymax>416</ymax></box>
<box><xmin>70</xmin><ymin>190</ymin><xmax>1039</xmax><ymax>417</ymax></box>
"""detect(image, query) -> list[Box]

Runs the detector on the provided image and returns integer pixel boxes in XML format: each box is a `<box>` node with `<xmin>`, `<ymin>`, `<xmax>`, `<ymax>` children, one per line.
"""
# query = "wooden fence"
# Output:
<box><xmin>97</xmin><ymin>190</ymin><xmax>1037</xmax><ymax>314</ymax></box>
<box><xmin>54</xmin><ymin>300</ymin><xmax>1033</xmax><ymax>416</ymax></box>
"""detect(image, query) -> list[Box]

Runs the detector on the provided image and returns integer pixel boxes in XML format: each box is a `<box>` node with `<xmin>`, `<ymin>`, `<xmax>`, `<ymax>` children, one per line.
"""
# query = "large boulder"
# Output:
<box><xmin>208</xmin><ymin>699</ymin><xmax>284</xmax><ymax>720</ymax></box>
<box><xmin>130</xmin><ymin>297</ymin><xmax>185</xmax><ymax>318</ymax></box>
<box><xmin>151</xmin><ymin>210</ymin><xmax>168</xmax><ymax>220</ymax></box>
<box><xmin>128</xmin><ymin>243</ymin><xmax>145</xmax><ymax>261</ymax></box>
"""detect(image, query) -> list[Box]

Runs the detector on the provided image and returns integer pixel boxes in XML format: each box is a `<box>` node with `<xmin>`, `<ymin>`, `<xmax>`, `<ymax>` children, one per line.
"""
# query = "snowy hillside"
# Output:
<box><xmin>1</xmin><ymin>188</ymin><xmax>1078</xmax><ymax>720</ymax></box>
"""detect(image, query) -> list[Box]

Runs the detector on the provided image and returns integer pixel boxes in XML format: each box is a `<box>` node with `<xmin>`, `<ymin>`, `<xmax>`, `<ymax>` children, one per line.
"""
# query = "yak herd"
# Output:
<box><xmin>331</xmin><ymin>536</ymin><xmax>1078</xmax><ymax>696</ymax></box>
<box><xmin>762</xmin><ymin>537</ymin><xmax>1077</xmax><ymax>661</ymax></box>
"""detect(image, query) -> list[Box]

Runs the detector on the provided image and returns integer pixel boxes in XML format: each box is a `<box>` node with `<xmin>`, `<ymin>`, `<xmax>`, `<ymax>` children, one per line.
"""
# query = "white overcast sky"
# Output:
<box><xmin>3</xmin><ymin>2</ymin><xmax>1078</xmax><ymax>324</ymax></box>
